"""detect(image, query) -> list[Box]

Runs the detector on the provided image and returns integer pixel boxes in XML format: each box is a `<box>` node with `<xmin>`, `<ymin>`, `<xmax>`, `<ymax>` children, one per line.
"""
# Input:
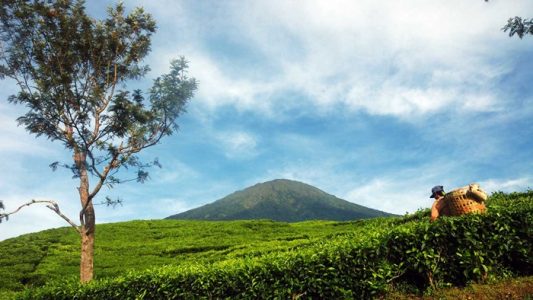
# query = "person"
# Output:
<box><xmin>430</xmin><ymin>185</ymin><xmax>446</xmax><ymax>222</ymax></box>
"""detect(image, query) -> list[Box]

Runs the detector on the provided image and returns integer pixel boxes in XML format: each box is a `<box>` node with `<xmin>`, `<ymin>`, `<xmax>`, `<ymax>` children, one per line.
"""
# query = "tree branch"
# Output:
<box><xmin>86</xmin><ymin>149</ymin><xmax>104</xmax><ymax>178</ymax></box>
<box><xmin>0</xmin><ymin>199</ymin><xmax>81</xmax><ymax>234</ymax></box>
<box><xmin>88</xmin><ymin>150</ymin><xmax>120</xmax><ymax>200</ymax></box>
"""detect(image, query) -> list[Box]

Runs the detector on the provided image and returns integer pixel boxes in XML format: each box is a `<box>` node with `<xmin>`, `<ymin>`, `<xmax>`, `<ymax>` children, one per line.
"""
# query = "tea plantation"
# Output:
<box><xmin>1</xmin><ymin>190</ymin><xmax>531</xmax><ymax>299</ymax></box>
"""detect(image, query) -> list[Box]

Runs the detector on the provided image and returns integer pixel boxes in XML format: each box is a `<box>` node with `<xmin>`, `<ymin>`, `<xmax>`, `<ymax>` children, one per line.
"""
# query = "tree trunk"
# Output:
<box><xmin>75</xmin><ymin>150</ymin><xmax>95</xmax><ymax>283</ymax></box>
<box><xmin>80</xmin><ymin>204</ymin><xmax>95</xmax><ymax>283</ymax></box>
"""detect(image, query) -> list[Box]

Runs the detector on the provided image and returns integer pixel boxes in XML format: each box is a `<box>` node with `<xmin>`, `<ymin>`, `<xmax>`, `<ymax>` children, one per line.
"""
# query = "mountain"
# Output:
<box><xmin>166</xmin><ymin>179</ymin><xmax>394</xmax><ymax>222</ymax></box>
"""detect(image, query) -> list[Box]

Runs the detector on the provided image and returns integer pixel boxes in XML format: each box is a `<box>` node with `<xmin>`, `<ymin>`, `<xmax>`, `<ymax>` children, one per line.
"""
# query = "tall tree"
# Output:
<box><xmin>0</xmin><ymin>0</ymin><xmax>197</xmax><ymax>282</ymax></box>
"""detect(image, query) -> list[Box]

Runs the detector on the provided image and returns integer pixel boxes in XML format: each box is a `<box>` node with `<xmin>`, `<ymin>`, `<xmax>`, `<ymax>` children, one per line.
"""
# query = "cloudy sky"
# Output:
<box><xmin>1</xmin><ymin>0</ymin><xmax>532</xmax><ymax>241</ymax></box>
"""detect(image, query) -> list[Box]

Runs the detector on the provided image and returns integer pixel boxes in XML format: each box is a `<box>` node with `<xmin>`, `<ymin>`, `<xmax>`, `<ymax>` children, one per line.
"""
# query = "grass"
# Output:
<box><xmin>0</xmin><ymin>190</ymin><xmax>531</xmax><ymax>298</ymax></box>
<box><xmin>0</xmin><ymin>218</ymin><xmax>392</xmax><ymax>294</ymax></box>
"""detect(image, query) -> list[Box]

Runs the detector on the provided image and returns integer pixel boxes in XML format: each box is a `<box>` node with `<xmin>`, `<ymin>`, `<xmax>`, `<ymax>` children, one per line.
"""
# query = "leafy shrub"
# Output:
<box><xmin>13</xmin><ymin>191</ymin><xmax>533</xmax><ymax>299</ymax></box>
<box><xmin>1</xmin><ymin>219</ymin><xmax>354</xmax><ymax>293</ymax></box>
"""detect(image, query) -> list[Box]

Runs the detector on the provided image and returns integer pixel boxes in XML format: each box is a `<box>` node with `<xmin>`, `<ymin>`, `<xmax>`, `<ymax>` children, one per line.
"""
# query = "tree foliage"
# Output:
<box><xmin>485</xmin><ymin>0</ymin><xmax>533</xmax><ymax>38</ymax></box>
<box><xmin>0</xmin><ymin>0</ymin><xmax>197</xmax><ymax>282</ymax></box>
<box><xmin>484</xmin><ymin>0</ymin><xmax>532</xmax><ymax>38</ymax></box>
<box><xmin>0</xmin><ymin>0</ymin><xmax>196</xmax><ymax>187</ymax></box>
<box><xmin>502</xmin><ymin>17</ymin><xmax>533</xmax><ymax>39</ymax></box>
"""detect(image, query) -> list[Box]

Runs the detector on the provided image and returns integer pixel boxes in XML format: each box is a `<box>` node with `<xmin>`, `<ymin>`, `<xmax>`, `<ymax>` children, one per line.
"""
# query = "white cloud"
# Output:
<box><xmin>343</xmin><ymin>177</ymin><xmax>437</xmax><ymax>215</ymax></box>
<box><xmin>215</xmin><ymin>130</ymin><xmax>259</xmax><ymax>159</ymax></box>
<box><xmin>346</xmin><ymin>179</ymin><xmax>404</xmax><ymax>214</ymax></box>
<box><xmin>159</xmin><ymin>0</ymin><xmax>530</xmax><ymax>119</ymax></box>
<box><xmin>152</xmin><ymin>159</ymin><xmax>200</xmax><ymax>184</ymax></box>
<box><xmin>146</xmin><ymin>47</ymin><xmax>287</xmax><ymax>118</ymax></box>
<box><xmin>347</xmin><ymin>86</ymin><xmax>455</xmax><ymax>117</ymax></box>
<box><xmin>480</xmin><ymin>177</ymin><xmax>531</xmax><ymax>194</ymax></box>
<box><xmin>138</xmin><ymin>197</ymin><xmax>194</xmax><ymax>218</ymax></box>
<box><xmin>187</xmin><ymin>54</ymin><xmax>275</xmax><ymax>112</ymax></box>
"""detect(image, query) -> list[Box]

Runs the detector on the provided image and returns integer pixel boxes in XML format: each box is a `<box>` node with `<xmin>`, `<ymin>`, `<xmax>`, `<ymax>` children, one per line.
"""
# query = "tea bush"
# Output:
<box><xmin>13</xmin><ymin>191</ymin><xmax>533</xmax><ymax>299</ymax></box>
<box><xmin>0</xmin><ymin>219</ymin><xmax>375</xmax><ymax>294</ymax></box>
<box><xmin>18</xmin><ymin>227</ymin><xmax>398</xmax><ymax>299</ymax></box>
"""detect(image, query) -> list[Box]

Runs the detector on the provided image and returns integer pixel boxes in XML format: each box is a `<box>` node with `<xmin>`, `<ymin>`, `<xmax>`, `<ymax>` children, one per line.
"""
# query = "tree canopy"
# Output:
<box><xmin>0</xmin><ymin>0</ymin><xmax>197</xmax><ymax>282</ymax></box>
<box><xmin>0</xmin><ymin>1</ymin><xmax>196</xmax><ymax>186</ymax></box>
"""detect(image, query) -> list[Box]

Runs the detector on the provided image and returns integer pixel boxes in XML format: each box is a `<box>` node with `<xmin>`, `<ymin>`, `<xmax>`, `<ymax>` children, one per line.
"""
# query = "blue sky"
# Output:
<box><xmin>1</xmin><ymin>0</ymin><xmax>532</xmax><ymax>240</ymax></box>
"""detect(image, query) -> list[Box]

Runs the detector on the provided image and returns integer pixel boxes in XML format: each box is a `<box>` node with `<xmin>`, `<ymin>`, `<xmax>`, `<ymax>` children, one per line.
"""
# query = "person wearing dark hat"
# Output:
<box><xmin>430</xmin><ymin>185</ymin><xmax>446</xmax><ymax>222</ymax></box>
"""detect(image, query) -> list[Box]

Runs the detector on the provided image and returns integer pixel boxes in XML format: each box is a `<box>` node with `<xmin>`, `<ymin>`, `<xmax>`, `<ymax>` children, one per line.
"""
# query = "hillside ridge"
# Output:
<box><xmin>166</xmin><ymin>178</ymin><xmax>393</xmax><ymax>221</ymax></box>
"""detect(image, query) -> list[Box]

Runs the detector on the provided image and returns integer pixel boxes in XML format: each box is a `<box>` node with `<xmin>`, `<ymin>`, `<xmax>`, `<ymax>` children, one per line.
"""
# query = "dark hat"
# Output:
<box><xmin>430</xmin><ymin>185</ymin><xmax>444</xmax><ymax>198</ymax></box>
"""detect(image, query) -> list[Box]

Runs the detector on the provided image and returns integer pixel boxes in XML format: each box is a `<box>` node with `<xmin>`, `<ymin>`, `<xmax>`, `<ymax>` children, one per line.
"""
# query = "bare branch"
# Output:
<box><xmin>0</xmin><ymin>199</ymin><xmax>81</xmax><ymax>234</ymax></box>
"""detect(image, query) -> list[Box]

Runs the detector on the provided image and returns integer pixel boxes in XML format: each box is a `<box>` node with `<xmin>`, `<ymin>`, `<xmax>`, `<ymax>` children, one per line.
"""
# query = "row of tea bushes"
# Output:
<box><xmin>18</xmin><ymin>191</ymin><xmax>532</xmax><ymax>299</ymax></box>
<box><xmin>18</xmin><ymin>221</ymin><xmax>398</xmax><ymax>299</ymax></box>
<box><xmin>0</xmin><ymin>219</ymin><xmax>373</xmax><ymax>293</ymax></box>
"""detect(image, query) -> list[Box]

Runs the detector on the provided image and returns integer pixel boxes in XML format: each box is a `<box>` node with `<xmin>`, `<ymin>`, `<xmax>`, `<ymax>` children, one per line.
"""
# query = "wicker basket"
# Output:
<box><xmin>440</xmin><ymin>183</ymin><xmax>487</xmax><ymax>216</ymax></box>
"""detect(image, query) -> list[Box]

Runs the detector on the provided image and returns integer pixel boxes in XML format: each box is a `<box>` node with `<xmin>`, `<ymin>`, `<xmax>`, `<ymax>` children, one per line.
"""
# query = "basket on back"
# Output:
<box><xmin>440</xmin><ymin>183</ymin><xmax>488</xmax><ymax>216</ymax></box>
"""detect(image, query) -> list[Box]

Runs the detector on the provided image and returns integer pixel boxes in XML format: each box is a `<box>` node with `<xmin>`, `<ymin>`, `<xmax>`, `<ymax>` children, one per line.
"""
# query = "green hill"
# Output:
<box><xmin>0</xmin><ymin>218</ymin><xmax>382</xmax><ymax>298</ymax></box>
<box><xmin>166</xmin><ymin>179</ymin><xmax>393</xmax><ymax>221</ymax></box>
<box><xmin>0</xmin><ymin>190</ymin><xmax>531</xmax><ymax>299</ymax></box>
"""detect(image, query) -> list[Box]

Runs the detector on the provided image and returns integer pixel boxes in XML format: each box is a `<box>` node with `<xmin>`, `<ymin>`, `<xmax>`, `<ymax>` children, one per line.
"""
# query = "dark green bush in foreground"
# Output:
<box><xmin>17</xmin><ymin>191</ymin><xmax>533</xmax><ymax>299</ymax></box>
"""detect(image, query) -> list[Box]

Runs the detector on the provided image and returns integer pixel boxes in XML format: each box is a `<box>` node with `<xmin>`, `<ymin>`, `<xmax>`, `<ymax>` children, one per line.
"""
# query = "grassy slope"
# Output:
<box><xmin>1</xmin><ymin>190</ymin><xmax>531</xmax><ymax>298</ymax></box>
<box><xmin>0</xmin><ymin>218</ymin><xmax>383</xmax><ymax>293</ymax></box>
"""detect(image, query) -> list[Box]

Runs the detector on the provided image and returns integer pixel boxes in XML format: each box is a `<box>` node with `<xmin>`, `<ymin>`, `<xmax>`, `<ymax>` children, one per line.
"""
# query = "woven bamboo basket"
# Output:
<box><xmin>440</xmin><ymin>184</ymin><xmax>487</xmax><ymax>216</ymax></box>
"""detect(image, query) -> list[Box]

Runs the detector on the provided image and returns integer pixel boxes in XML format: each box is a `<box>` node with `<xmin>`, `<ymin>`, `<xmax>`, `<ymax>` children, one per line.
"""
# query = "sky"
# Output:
<box><xmin>0</xmin><ymin>0</ymin><xmax>532</xmax><ymax>241</ymax></box>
